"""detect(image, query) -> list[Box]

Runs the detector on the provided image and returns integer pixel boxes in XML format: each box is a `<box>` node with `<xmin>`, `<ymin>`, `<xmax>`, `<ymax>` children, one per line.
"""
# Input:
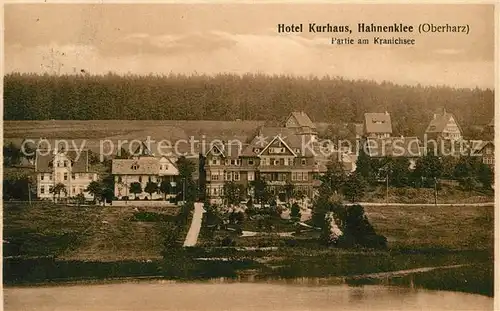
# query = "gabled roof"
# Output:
<box><xmin>425</xmin><ymin>110</ymin><xmax>462</xmax><ymax>134</ymax></box>
<box><xmin>204</xmin><ymin>142</ymin><xmax>244</xmax><ymax>159</ymax></box>
<box><xmin>365</xmin><ymin>137</ymin><xmax>422</xmax><ymax>158</ymax></box>
<box><xmin>35</xmin><ymin>149</ymin><xmax>91</xmax><ymax>173</ymax></box>
<box><xmin>286</xmin><ymin>111</ymin><xmax>316</xmax><ymax>129</ymax></box>
<box><xmin>133</xmin><ymin>141</ymin><xmax>155</xmax><ymax>157</ymax></box>
<box><xmin>470</xmin><ymin>140</ymin><xmax>494</xmax><ymax>155</ymax></box>
<box><xmin>258</xmin><ymin>135</ymin><xmax>297</xmax><ymax>157</ymax></box>
<box><xmin>242</xmin><ymin>126</ymin><xmax>316</xmax><ymax>157</ymax></box>
<box><xmin>364</xmin><ymin>112</ymin><xmax>392</xmax><ymax>134</ymax></box>
<box><xmin>112</xmin><ymin>157</ymin><xmax>162</xmax><ymax>175</ymax></box>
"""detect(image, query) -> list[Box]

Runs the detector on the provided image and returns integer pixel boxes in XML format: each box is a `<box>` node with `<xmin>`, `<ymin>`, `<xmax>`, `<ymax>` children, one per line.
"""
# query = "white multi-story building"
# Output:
<box><xmin>111</xmin><ymin>155</ymin><xmax>179</xmax><ymax>200</ymax></box>
<box><xmin>35</xmin><ymin>148</ymin><xmax>98</xmax><ymax>200</ymax></box>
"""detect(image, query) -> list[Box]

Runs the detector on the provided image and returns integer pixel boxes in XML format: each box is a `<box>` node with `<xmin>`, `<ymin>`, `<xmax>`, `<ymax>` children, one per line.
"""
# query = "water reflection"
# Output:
<box><xmin>4</xmin><ymin>279</ymin><xmax>493</xmax><ymax>311</ymax></box>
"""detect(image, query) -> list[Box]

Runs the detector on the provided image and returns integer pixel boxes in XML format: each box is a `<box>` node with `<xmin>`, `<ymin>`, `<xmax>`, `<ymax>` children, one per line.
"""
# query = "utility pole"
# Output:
<box><xmin>386</xmin><ymin>169</ymin><xmax>389</xmax><ymax>204</ymax></box>
<box><xmin>27</xmin><ymin>179</ymin><xmax>32</xmax><ymax>206</ymax></box>
<box><xmin>434</xmin><ymin>177</ymin><xmax>438</xmax><ymax>206</ymax></box>
<box><xmin>182</xmin><ymin>177</ymin><xmax>186</xmax><ymax>203</ymax></box>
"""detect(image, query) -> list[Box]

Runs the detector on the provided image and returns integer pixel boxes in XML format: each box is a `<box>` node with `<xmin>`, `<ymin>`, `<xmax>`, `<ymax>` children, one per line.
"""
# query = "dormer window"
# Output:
<box><xmin>131</xmin><ymin>164</ymin><xmax>139</xmax><ymax>170</ymax></box>
<box><xmin>253</xmin><ymin>148</ymin><xmax>260</xmax><ymax>153</ymax></box>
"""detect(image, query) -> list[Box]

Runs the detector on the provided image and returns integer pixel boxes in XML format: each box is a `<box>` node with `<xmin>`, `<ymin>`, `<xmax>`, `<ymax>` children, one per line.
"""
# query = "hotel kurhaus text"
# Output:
<box><xmin>277</xmin><ymin>22</ymin><xmax>469</xmax><ymax>46</ymax></box>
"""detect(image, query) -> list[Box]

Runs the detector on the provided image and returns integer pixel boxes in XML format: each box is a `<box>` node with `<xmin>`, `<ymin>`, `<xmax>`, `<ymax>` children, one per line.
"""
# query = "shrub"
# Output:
<box><xmin>290</xmin><ymin>203</ymin><xmax>301</xmax><ymax>219</ymax></box>
<box><xmin>121</xmin><ymin>196</ymin><xmax>129</xmax><ymax>201</ymax></box>
<box><xmin>220</xmin><ymin>236</ymin><xmax>236</xmax><ymax>247</ymax></box>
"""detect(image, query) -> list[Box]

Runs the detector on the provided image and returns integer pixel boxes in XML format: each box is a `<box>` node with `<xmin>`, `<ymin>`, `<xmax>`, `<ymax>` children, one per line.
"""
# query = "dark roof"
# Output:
<box><xmin>35</xmin><ymin>149</ymin><xmax>91</xmax><ymax>173</ymax></box>
<box><xmin>365</xmin><ymin>137</ymin><xmax>422</xmax><ymax>158</ymax></box>
<box><xmin>470</xmin><ymin>140</ymin><xmax>494</xmax><ymax>155</ymax></box>
<box><xmin>425</xmin><ymin>111</ymin><xmax>462</xmax><ymax>134</ymax></box>
<box><xmin>364</xmin><ymin>112</ymin><xmax>392</xmax><ymax>134</ymax></box>
<box><xmin>287</xmin><ymin>112</ymin><xmax>316</xmax><ymax>129</ymax></box>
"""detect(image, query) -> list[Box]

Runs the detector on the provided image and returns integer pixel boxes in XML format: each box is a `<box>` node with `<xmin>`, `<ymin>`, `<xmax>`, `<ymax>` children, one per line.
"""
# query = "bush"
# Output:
<box><xmin>290</xmin><ymin>203</ymin><xmax>301</xmax><ymax>219</ymax></box>
<box><xmin>336</xmin><ymin>234</ymin><xmax>356</xmax><ymax>248</ymax></box>
<box><xmin>220</xmin><ymin>236</ymin><xmax>236</xmax><ymax>247</ymax></box>
<box><xmin>360</xmin><ymin>234</ymin><xmax>388</xmax><ymax>249</ymax></box>
<box><xmin>121</xmin><ymin>196</ymin><xmax>129</xmax><ymax>201</ymax></box>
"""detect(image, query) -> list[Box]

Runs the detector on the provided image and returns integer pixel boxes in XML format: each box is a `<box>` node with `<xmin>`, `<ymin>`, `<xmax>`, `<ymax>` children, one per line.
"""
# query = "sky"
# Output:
<box><xmin>4</xmin><ymin>3</ymin><xmax>495</xmax><ymax>89</ymax></box>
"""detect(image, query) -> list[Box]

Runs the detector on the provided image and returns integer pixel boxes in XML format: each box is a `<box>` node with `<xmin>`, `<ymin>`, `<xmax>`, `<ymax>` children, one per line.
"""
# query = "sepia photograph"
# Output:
<box><xmin>2</xmin><ymin>2</ymin><xmax>496</xmax><ymax>310</ymax></box>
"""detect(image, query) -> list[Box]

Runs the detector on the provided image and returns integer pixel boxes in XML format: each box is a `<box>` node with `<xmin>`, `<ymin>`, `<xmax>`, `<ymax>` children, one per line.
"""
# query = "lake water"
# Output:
<box><xmin>4</xmin><ymin>280</ymin><xmax>493</xmax><ymax>311</ymax></box>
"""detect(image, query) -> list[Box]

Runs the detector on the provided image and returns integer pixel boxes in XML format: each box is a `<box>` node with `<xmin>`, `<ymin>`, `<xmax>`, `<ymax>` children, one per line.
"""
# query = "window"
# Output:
<box><xmin>71</xmin><ymin>173</ymin><xmax>76</xmax><ymax>179</ymax></box>
<box><xmin>212</xmin><ymin>159</ymin><xmax>218</xmax><ymax>165</ymax></box>
<box><xmin>49</xmin><ymin>174</ymin><xmax>53</xmax><ymax>181</ymax></box>
<box><xmin>301</xmin><ymin>159</ymin><xmax>307</xmax><ymax>165</ymax></box>
<box><xmin>269</xmin><ymin>147</ymin><xmax>285</xmax><ymax>154</ymax></box>
<box><xmin>118</xmin><ymin>176</ymin><xmax>122</xmax><ymax>183</ymax></box>
<box><xmin>72</xmin><ymin>186</ymin><xmax>76</xmax><ymax>194</ymax></box>
<box><xmin>40</xmin><ymin>174</ymin><xmax>44</xmax><ymax>181</ymax></box>
<box><xmin>291</xmin><ymin>172</ymin><xmax>297</xmax><ymax>181</ymax></box>
<box><xmin>225</xmin><ymin>172</ymin><xmax>232</xmax><ymax>181</ymax></box>
<box><xmin>132</xmin><ymin>164</ymin><xmax>139</xmax><ymax>170</ymax></box>
<box><xmin>49</xmin><ymin>186</ymin><xmax>54</xmax><ymax>193</ymax></box>
<box><xmin>139</xmin><ymin>176</ymin><xmax>142</xmax><ymax>183</ymax></box>
<box><xmin>248</xmin><ymin>171</ymin><xmax>255</xmax><ymax>181</ymax></box>
<box><xmin>302</xmin><ymin>173</ymin><xmax>308</xmax><ymax>181</ymax></box>
<box><xmin>64</xmin><ymin>173</ymin><xmax>68</xmax><ymax>181</ymax></box>
<box><xmin>63</xmin><ymin>161</ymin><xmax>67</xmax><ymax>167</ymax></box>
<box><xmin>148</xmin><ymin>176</ymin><xmax>152</xmax><ymax>182</ymax></box>
<box><xmin>248</xmin><ymin>159</ymin><xmax>254</xmax><ymax>165</ymax></box>
<box><xmin>486</xmin><ymin>148</ymin><xmax>492</xmax><ymax>155</ymax></box>
<box><xmin>211</xmin><ymin>174</ymin><xmax>219</xmax><ymax>181</ymax></box>
<box><xmin>279</xmin><ymin>158</ymin><xmax>285</xmax><ymax>166</ymax></box>
<box><xmin>40</xmin><ymin>186</ymin><xmax>45</xmax><ymax>194</ymax></box>
<box><xmin>253</xmin><ymin>148</ymin><xmax>260</xmax><ymax>153</ymax></box>
<box><xmin>233</xmin><ymin>172</ymin><xmax>240</xmax><ymax>181</ymax></box>
<box><xmin>88</xmin><ymin>174</ymin><xmax>93</xmax><ymax>180</ymax></box>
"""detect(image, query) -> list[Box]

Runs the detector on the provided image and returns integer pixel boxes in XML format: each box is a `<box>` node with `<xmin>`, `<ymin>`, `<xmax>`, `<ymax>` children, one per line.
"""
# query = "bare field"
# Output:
<box><xmin>4</xmin><ymin>120</ymin><xmax>267</xmax><ymax>141</ymax></box>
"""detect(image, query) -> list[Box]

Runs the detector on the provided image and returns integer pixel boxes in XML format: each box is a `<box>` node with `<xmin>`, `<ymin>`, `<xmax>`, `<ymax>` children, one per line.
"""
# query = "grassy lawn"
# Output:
<box><xmin>364</xmin><ymin>205</ymin><xmax>494</xmax><ymax>251</ymax></box>
<box><xmin>3</xmin><ymin>202</ymin><xmax>180</xmax><ymax>261</ymax></box>
<box><xmin>364</xmin><ymin>185</ymin><xmax>494</xmax><ymax>204</ymax></box>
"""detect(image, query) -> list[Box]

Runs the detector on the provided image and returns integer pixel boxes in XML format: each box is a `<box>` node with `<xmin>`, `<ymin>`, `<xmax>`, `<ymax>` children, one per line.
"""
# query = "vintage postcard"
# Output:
<box><xmin>2</xmin><ymin>2</ymin><xmax>496</xmax><ymax>311</ymax></box>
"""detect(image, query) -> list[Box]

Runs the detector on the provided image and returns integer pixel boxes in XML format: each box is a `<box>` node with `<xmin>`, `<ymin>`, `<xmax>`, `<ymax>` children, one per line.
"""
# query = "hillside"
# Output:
<box><xmin>4</xmin><ymin>73</ymin><xmax>494</xmax><ymax>138</ymax></box>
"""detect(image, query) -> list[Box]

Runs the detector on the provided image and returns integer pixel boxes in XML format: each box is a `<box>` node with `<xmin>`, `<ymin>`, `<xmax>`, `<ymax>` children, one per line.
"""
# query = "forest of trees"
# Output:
<box><xmin>4</xmin><ymin>72</ymin><xmax>494</xmax><ymax>137</ymax></box>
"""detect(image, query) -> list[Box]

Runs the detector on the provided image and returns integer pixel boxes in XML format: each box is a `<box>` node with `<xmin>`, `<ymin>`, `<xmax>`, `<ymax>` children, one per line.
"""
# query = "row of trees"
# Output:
<box><xmin>355</xmin><ymin>151</ymin><xmax>494</xmax><ymax>190</ymax></box>
<box><xmin>4</xmin><ymin>73</ymin><xmax>493</xmax><ymax>138</ymax></box>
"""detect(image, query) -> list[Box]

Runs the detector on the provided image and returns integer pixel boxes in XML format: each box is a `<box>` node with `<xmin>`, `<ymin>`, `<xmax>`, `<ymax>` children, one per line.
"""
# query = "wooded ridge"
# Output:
<box><xmin>4</xmin><ymin>73</ymin><xmax>494</xmax><ymax>138</ymax></box>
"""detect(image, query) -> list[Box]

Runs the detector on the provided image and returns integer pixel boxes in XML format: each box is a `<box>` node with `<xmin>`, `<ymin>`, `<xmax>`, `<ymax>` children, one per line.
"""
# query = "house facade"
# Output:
<box><xmin>364</xmin><ymin>112</ymin><xmax>392</xmax><ymax>139</ymax></box>
<box><xmin>285</xmin><ymin>111</ymin><xmax>318</xmax><ymax>137</ymax></box>
<box><xmin>35</xmin><ymin>149</ymin><xmax>98</xmax><ymax>200</ymax></box>
<box><xmin>425</xmin><ymin>109</ymin><xmax>462</xmax><ymax>141</ymax></box>
<box><xmin>475</xmin><ymin>141</ymin><xmax>494</xmax><ymax>168</ymax></box>
<box><xmin>204</xmin><ymin>126</ymin><xmax>320</xmax><ymax>204</ymax></box>
<box><xmin>111</xmin><ymin>155</ymin><xmax>179</xmax><ymax>200</ymax></box>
